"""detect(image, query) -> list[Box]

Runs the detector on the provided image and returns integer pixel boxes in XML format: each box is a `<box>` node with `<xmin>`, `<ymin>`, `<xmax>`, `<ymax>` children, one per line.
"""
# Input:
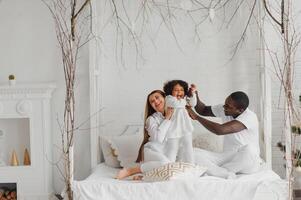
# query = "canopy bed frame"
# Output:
<box><xmin>70</xmin><ymin>1</ymin><xmax>286</xmax><ymax>200</ymax></box>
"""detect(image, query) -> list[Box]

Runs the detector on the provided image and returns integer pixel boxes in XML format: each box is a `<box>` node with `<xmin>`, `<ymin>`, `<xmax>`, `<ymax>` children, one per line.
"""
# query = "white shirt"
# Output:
<box><xmin>211</xmin><ymin>104</ymin><xmax>260</xmax><ymax>156</ymax></box>
<box><xmin>144</xmin><ymin>112</ymin><xmax>171</xmax><ymax>152</ymax></box>
<box><xmin>165</xmin><ymin>94</ymin><xmax>197</xmax><ymax>138</ymax></box>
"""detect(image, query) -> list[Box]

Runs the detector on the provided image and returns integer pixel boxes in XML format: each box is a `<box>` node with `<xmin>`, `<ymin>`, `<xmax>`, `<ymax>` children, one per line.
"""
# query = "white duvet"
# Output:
<box><xmin>72</xmin><ymin>163</ymin><xmax>287</xmax><ymax>200</ymax></box>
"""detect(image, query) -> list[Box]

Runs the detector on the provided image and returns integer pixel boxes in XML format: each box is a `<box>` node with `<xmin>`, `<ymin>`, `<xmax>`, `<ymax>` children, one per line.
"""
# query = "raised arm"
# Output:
<box><xmin>186</xmin><ymin>106</ymin><xmax>246</xmax><ymax>135</ymax></box>
<box><xmin>193</xmin><ymin>115</ymin><xmax>246</xmax><ymax>135</ymax></box>
<box><xmin>194</xmin><ymin>91</ymin><xmax>215</xmax><ymax>117</ymax></box>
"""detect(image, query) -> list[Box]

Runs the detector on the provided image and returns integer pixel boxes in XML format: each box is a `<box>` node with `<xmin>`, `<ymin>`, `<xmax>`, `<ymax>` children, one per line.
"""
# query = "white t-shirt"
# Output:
<box><xmin>211</xmin><ymin>104</ymin><xmax>260</xmax><ymax>156</ymax></box>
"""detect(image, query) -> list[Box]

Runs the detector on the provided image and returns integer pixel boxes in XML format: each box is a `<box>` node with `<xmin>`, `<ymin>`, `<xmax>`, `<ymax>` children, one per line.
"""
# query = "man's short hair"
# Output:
<box><xmin>230</xmin><ymin>91</ymin><xmax>249</xmax><ymax>110</ymax></box>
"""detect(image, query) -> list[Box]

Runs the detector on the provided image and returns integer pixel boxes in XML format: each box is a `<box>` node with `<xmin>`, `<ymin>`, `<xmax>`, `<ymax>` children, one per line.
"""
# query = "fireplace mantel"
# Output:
<box><xmin>0</xmin><ymin>82</ymin><xmax>55</xmax><ymax>199</ymax></box>
<box><xmin>0</xmin><ymin>83</ymin><xmax>56</xmax><ymax>100</ymax></box>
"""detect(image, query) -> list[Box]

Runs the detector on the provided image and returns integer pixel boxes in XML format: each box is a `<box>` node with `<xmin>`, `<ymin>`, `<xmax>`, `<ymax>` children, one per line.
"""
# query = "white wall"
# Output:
<box><xmin>267</xmin><ymin>2</ymin><xmax>301</xmax><ymax>178</ymax></box>
<box><xmin>0</xmin><ymin>0</ymin><xmax>90</xmax><ymax>193</ymax></box>
<box><xmin>95</xmin><ymin>0</ymin><xmax>262</xmax><ymax>145</ymax></box>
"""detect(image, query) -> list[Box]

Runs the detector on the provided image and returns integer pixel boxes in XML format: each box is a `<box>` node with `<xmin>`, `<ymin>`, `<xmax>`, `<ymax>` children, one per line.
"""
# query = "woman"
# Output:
<box><xmin>116</xmin><ymin>90</ymin><xmax>174</xmax><ymax>180</ymax></box>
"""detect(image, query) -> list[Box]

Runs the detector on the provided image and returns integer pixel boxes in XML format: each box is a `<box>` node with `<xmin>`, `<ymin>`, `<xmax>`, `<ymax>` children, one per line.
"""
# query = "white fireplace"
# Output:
<box><xmin>0</xmin><ymin>83</ymin><xmax>55</xmax><ymax>200</ymax></box>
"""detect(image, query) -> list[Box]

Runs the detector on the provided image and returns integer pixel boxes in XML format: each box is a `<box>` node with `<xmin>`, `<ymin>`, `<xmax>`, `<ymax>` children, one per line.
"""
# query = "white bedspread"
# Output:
<box><xmin>72</xmin><ymin>163</ymin><xmax>287</xmax><ymax>200</ymax></box>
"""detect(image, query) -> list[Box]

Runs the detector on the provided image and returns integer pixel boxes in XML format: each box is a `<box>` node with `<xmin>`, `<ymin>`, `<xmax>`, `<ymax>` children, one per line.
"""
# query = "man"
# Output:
<box><xmin>186</xmin><ymin>89</ymin><xmax>261</xmax><ymax>178</ymax></box>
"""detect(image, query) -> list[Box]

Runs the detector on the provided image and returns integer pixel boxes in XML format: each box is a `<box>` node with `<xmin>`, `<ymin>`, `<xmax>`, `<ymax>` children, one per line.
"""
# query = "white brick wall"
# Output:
<box><xmin>271</xmin><ymin>64</ymin><xmax>301</xmax><ymax>178</ymax></box>
<box><xmin>97</xmin><ymin>1</ymin><xmax>301</xmax><ymax>180</ymax></box>
<box><xmin>269</xmin><ymin>1</ymin><xmax>301</xmax><ymax>177</ymax></box>
<box><xmin>98</xmin><ymin>1</ymin><xmax>263</xmax><ymax>139</ymax></box>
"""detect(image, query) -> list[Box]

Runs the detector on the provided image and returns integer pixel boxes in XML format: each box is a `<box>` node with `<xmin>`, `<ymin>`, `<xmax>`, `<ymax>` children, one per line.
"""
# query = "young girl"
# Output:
<box><xmin>116</xmin><ymin>90</ymin><xmax>174</xmax><ymax>180</ymax></box>
<box><xmin>163</xmin><ymin>80</ymin><xmax>196</xmax><ymax>163</ymax></box>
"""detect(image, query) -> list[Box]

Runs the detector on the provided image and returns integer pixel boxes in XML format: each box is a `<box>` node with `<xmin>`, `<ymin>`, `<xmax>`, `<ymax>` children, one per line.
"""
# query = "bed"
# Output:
<box><xmin>69</xmin><ymin>122</ymin><xmax>288</xmax><ymax>200</ymax></box>
<box><xmin>72</xmin><ymin>162</ymin><xmax>287</xmax><ymax>200</ymax></box>
<box><xmin>81</xmin><ymin>11</ymin><xmax>287</xmax><ymax>196</ymax></box>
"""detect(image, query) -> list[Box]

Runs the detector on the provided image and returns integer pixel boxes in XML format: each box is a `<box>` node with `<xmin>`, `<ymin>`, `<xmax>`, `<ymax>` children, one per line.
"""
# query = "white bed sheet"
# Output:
<box><xmin>73</xmin><ymin>163</ymin><xmax>287</xmax><ymax>200</ymax></box>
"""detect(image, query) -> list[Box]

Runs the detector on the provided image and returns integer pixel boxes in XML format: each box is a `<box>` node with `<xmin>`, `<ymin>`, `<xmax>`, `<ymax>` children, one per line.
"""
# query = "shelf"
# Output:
<box><xmin>0</xmin><ymin>118</ymin><xmax>31</xmax><ymax>167</ymax></box>
<box><xmin>0</xmin><ymin>165</ymin><xmax>31</xmax><ymax>170</ymax></box>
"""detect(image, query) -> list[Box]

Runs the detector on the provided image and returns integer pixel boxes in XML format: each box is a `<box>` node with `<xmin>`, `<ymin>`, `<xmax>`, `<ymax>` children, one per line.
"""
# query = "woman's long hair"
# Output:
<box><xmin>136</xmin><ymin>90</ymin><xmax>165</xmax><ymax>163</ymax></box>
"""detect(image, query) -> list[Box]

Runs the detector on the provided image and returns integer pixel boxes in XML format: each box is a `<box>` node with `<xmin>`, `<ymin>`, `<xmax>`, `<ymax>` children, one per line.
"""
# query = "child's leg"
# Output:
<box><xmin>140</xmin><ymin>147</ymin><xmax>170</xmax><ymax>173</ymax></box>
<box><xmin>178</xmin><ymin>134</ymin><xmax>194</xmax><ymax>163</ymax></box>
<box><xmin>164</xmin><ymin>138</ymin><xmax>180</xmax><ymax>162</ymax></box>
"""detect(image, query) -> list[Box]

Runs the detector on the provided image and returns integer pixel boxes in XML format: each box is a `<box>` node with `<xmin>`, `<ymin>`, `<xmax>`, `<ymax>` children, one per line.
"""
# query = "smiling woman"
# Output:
<box><xmin>115</xmin><ymin>89</ymin><xmax>173</xmax><ymax>180</ymax></box>
<box><xmin>148</xmin><ymin>91</ymin><xmax>166</xmax><ymax>114</ymax></box>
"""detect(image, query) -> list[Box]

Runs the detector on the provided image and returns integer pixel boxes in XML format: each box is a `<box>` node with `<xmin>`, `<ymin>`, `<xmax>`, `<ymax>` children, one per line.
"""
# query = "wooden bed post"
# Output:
<box><xmin>89</xmin><ymin>0</ymin><xmax>103</xmax><ymax>170</ymax></box>
<box><xmin>260</xmin><ymin>58</ymin><xmax>272</xmax><ymax>169</ymax></box>
<box><xmin>69</xmin><ymin>145</ymin><xmax>74</xmax><ymax>183</ymax></box>
<box><xmin>282</xmin><ymin>1</ymin><xmax>293</xmax><ymax>198</ymax></box>
<box><xmin>258</xmin><ymin>0</ymin><xmax>272</xmax><ymax>168</ymax></box>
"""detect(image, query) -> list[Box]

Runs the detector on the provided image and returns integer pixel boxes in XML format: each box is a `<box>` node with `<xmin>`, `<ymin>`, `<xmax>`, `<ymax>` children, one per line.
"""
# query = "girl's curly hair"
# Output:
<box><xmin>163</xmin><ymin>80</ymin><xmax>189</xmax><ymax>96</ymax></box>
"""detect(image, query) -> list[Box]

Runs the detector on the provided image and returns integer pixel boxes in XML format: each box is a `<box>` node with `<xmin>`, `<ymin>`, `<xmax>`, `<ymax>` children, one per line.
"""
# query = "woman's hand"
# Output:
<box><xmin>186</xmin><ymin>106</ymin><xmax>198</xmax><ymax>120</ymax></box>
<box><xmin>165</xmin><ymin>107</ymin><xmax>174</xmax><ymax>120</ymax></box>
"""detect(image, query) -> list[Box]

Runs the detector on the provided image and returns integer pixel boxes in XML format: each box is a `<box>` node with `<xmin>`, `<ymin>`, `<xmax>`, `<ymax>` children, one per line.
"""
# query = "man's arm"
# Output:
<box><xmin>187</xmin><ymin>106</ymin><xmax>246</xmax><ymax>135</ymax></box>
<box><xmin>194</xmin><ymin>91</ymin><xmax>215</xmax><ymax>117</ymax></box>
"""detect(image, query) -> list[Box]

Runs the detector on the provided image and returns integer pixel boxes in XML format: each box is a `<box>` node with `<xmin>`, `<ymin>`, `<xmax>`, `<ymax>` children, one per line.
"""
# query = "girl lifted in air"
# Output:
<box><xmin>163</xmin><ymin>80</ymin><xmax>196</xmax><ymax>163</ymax></box>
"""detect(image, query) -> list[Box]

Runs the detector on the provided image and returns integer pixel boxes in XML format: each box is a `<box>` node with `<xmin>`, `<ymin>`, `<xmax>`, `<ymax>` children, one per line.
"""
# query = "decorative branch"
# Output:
<box><xmin>43</xmin><ymin>0</ymin><xmax>92</xmax><ymax>199</ymax></box>
<box><xmin>262</xmin><ymin>0</ymin><xmax>282</xmax><ymax>29</ymax></box>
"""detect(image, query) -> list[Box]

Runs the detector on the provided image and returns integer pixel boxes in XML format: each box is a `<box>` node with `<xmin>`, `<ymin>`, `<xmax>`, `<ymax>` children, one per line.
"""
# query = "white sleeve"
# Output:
<box><xmin>235</xmin><ymin>110</ymin><xmax>256</xmax><ymax>130</ymax></box>
<box><xmin>211</xmin><ymin>104</ymin><xmax>225</xmax><ymax>118</ymax></box>
<box><xmin>166</xmin><ymin>95</ymin><xmax>186</xmax><ymax>108</ymax></box>
<box><xmin>145</xmin><ymin>116</ymin><xmax>171</xmax><ymax>143</ymax></box>
<box><xmin>186</xmin><ymin>93</ymin><xmax>197</xmax><ymax>107</ymax></box>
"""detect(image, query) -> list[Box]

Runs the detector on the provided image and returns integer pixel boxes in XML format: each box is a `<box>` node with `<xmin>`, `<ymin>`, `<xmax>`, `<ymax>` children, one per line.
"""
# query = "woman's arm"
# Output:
<box><xmin>146</xmin><ymin>110</ymin><xmax>173</xmax><ymax>143</ymax></box>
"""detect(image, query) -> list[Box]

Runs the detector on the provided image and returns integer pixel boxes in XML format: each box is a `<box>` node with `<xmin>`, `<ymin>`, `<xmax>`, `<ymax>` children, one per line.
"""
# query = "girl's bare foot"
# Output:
<box><xmin>132</xmin><ymin>175</ymin><xmax>143</xmax><ymax>180</ymax></box>
<box><xmin>116</xmin><ymin>168</ymin><xmax>131</xmax><ymax>179</ymax></box>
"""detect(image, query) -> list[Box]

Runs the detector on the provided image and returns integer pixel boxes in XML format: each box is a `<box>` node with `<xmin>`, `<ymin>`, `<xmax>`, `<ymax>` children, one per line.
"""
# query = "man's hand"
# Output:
<box><xmin>190</xmin><ymin>84</ymin><xmax>197</xmax><ymax>93</ymax></box>
<box><xmin>187</xmin><ymin>84</ymin><xmax>197</xmax><ymax>97</ymax></box>
<box><xmin>186</xmin><ymin>105</ymin><xmax>198</xmax><ymax>120</ymax></box>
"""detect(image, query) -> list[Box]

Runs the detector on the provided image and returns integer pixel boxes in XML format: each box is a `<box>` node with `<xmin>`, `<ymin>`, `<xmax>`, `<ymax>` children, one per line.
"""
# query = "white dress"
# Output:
<box><xmin>165</xmin><ymin>94</ymin><xmax>197</xmax><ymax>139</ymax></box>
<box><xmin>163</xmin><ymin>94</ymin><xmax>196</xmax><ymax>163</ymax></box>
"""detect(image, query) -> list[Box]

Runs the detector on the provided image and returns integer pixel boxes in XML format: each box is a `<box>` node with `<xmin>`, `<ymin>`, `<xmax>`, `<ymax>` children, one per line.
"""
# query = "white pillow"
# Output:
<box><xmin>100</xmin><ymin>125</ymin><xmax>143</xmax><ymax>168</ymax></box>
<box><xmin>109</xmin><ymin>133</ymin><xmax>143</xmax><ymax>168</ymax></box>
<box><xmin>193</xmin><ymin>133</ymin><xmax>223</xmax><ymax>152</ymax></box>
<box><xmin>100</xmin><ymin>136</ymin><xmax>121</xmax><ymax>168</ymax></box>
<box><xmin>143</xmin><ymin>162</ymin><xmax>207</xmax><ymax>182</ymax></box>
